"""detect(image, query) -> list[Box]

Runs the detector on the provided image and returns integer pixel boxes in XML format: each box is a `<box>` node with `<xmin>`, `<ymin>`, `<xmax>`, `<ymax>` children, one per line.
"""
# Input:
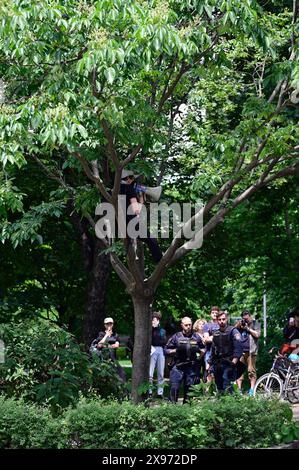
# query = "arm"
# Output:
<box><xmin>245</xmin><ymin>323</ymin><xmax>261</xmax><ymax>339</ymax></box>
<box><xmin>164</xmin><ymin>334</ymin><xmax>177</xmax><ymax>356</ymax></box>
<box><xmin>203</xmin><ymin>324</ymin><xmax>213</xmax><ymax>343</ymax></box>
<box><xmin>97</xmin><ymin>330</ymin><xmax>111</xmax><ymax>347</ymax></box>
<box><xmin>207</xmin><ymin>342</ymin><xmax>216</xmax><ymax>369</ymax></box>
<box><xmin>161</xmin><ymin>328</ymin><xmax>167</xmax><ymax>347</ymax></box>
<box><xmin>232</xmin><ymin>329</ymin><xmax>243</xmax><ymax>362</ymax></box>
<box><xmin>130</xmin><ymin>197</ymin><xmax>142</xmax><ymax>215</ymax></box>
<box><xmin>203</xmin><ymin>332</ymin><xmax>213</xmax><ymax>343</ymax></box>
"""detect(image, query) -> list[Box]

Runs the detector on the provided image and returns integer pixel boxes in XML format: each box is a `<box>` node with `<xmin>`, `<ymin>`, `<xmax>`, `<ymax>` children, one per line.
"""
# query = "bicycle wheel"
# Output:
<box><xmin>286</xmin><ymin>372</ymin><xmax>299</xmax><ymax>404</ymax></box>
<box><xmin>253</xmin><ymin>373</ymin><xmax>283</xmax><ymax>399</ymax></box>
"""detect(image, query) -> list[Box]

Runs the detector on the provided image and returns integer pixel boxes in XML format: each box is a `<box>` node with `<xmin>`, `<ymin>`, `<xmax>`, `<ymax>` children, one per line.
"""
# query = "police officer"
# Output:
<box><xmin>164</xmin><ymin>316</ymin><xmax>205</xmax><ymax>403</ymax></box>
<box><xmin>208</xmin><ymin>311</ymin><xmax>243</xmax><ymax>394</ymax></box>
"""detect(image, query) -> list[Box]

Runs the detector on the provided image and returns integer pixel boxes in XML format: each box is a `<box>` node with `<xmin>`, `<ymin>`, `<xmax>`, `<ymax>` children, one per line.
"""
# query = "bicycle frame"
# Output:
<box><xmin>265</xmin><ymin>354</ymin><xmax>299</xmax><ymax>401</ymax></box>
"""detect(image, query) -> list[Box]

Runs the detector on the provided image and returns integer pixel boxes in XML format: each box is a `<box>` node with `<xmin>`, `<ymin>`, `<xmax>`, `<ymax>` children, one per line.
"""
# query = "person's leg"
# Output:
<box><xmin>248</xmin><ymin>354</ymin><xmax>257</xmax><ymax>395</ymax></box>
<box><xmin>149</xmin><ymin>350</ymin><xmax>158</xmax><ymax>395</ymax></box>
<box><xmin>116</xmin><ymin>363</ymin><xmax>127</xmax><ymax>382</ymax></box>
<box><xmin>183</xmin><ymin>364</ymin><xmax>197</xmax><ymax>403</ymax></box>
<box><xmin>236</xmin><ymin>352</ymin><xmax>248</xmax><ymax>391</ymax></box>
<box><xmin>169</xmin><ymin>366</ymin><xmax>183</xmax><ymax>403</ymax></box>
<box><xmin>142</xmin><ymin>232</ymin><xmax>163</xmax><ymax>263</ymax></box>
<box><xmin>156</xmin><ymin>347</ymin><xmax>165</xmax><ymax>396</ymax></box>
<box><xmin>214</xmin><ymin>362</ymin><xmax>224</xmax><ymax>393</ymax></box>
<box><xmin>205</xmin><ymin>350</ymin><xmax>214</xmax><ymax>383</ymax></box>
<box><xmin>223</xmin><ymin>362</ymin><xmax>237</xmax><ymax>393</ymax></box>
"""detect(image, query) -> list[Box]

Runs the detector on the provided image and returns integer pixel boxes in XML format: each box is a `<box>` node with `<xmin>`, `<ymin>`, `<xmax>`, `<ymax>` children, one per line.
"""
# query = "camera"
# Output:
<box><xmin>241</xmin><ymin>319</ymin><xmax>248</xmax><ymax>328</ymax></box>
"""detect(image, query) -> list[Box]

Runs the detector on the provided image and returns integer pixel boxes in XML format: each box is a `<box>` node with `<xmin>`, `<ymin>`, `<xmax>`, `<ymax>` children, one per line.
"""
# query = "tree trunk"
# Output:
<box><xmin>68</xmin><ymin>205</ymin><xmax>111</xmax><ymax>350</ymax></box>
<box><xmin>83</xmin><ymin>238</ymin><xmax>111</xmax><ymax>349</ymax></box>
<box><xmin>131</xmin><ymin>294</ymin><xmax>153</xmax><ymax>403</ymax></box>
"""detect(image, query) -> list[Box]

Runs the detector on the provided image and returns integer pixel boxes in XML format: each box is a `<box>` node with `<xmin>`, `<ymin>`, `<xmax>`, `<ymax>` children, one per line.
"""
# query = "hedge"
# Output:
<box><xmin>0</xmin><ymin>395</ymin><xmax>293</xmax><ymax>449</ymax></box>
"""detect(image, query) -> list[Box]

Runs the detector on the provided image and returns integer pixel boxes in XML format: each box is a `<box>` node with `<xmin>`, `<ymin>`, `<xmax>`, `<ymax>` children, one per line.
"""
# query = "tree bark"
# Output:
<box><xmin>83</xmin><ymin>238</ymin><xmax>111</xmax><ymax>349</ymax></box>
<box><xmin>69</xmin><ymin>206</ymin><xmax>111</xmax><ymax>349</ymax></box>
<box><xmin>131</xmin><ymin>293</ymin><xmax>153</xmax><ymax>403</ymax></box>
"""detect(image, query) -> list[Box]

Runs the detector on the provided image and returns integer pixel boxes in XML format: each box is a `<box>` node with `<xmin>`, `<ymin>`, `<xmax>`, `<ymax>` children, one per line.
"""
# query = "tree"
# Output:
<box><xmin>0</xmin><ymin>0</ymin><xmax>298</xmax><ymax>401</ymax></box>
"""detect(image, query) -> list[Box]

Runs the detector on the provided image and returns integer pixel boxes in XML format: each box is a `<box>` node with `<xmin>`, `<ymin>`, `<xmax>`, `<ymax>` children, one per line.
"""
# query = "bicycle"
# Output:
<box><xmin>253</xmin><ymin>348</ymin><xmax>299</xmax><ymax>403</ymax></box>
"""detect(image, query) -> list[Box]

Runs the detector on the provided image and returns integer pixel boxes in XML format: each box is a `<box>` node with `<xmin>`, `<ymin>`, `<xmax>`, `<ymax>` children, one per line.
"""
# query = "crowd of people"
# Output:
<box><xmin>162</xmin><ymin>307</ymin><xmax>260</xmax><ymax>402</ymax></box>
<box><xmin>89</xmin><ymin>308</ymin><xmax>299</xmax><ymax>403</ymax></box>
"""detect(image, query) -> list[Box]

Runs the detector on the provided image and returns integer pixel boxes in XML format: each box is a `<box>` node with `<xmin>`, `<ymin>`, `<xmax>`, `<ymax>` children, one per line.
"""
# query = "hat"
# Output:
<box><xmin>121</xmin><ymin>169</ymin><xmax>135</xmax><ymax>179</ymax></box>
<box><xmin>104</xmin><ymin>317</ymin><xmax>114</xmax><ymax>324</ymax></box>
<box><xmin>121</xmin><ymin>169</ymin><xmax>140</xmax><ymax>180</ymax></box>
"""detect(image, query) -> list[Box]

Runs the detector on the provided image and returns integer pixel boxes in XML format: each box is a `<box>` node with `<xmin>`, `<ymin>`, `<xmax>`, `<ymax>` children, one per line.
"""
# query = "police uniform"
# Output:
<box><xmin>209</xmin><ymin>325</ymin><xmax>243</xmax><ymax>393</ymax></box>
<box><xmin>164</xmin><ymin>331</ymin><xmax>205</xmax><ymax>403</ymax></box>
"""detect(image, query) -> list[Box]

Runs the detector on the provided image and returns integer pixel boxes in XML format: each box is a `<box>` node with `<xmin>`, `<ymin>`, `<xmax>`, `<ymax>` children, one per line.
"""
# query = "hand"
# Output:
<box><xmin>232</xmin><ymin>358</ymin><xmax>238</xmax><ymax>365</ymax></box>
<box><xmin>206</xmin><ymin>363</ymin><xmax>210</xmax><ymax>371</ymax></box>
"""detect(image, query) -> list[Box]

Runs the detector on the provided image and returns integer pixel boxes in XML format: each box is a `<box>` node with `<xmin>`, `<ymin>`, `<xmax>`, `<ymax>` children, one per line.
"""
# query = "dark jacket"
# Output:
<box><xmin>210</xmin><ymin>326</ymin><xmax>243</xmax><ymax>363</ymax></box>
<box><xmin>283</xmin><ymin>325</ymin><xmax>299</xmax><ymax>342</ymax></box>
<box><xmin>152</xmin><ymin>326</ymin><xmax>167</xmax><ymax>347</ymax></box>
<box><xmin>164</xmin><ymin>331</ymin><xmax>204</xmax><ymax>365</ymax></box>
<box><xmin>91</xmin><ymin>330</ymin><xmax>120</xmax><ymax>361</ymax></box>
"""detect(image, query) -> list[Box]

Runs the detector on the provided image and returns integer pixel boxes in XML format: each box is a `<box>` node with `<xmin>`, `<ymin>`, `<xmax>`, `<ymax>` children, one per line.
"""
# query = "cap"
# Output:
<box><xmin>121</xmin><ymin>169</ymin><xmax>135</xmax><ymax>179</ymax></box>
<box><xmin>121</xmin><ymin>169</ymin><xmax>141</xmax><ymax>180</ymax></box>
<box><xmin>104</xmin><ymin>317</ymin><xmax>114</xmax><ymax>324</ymax></box>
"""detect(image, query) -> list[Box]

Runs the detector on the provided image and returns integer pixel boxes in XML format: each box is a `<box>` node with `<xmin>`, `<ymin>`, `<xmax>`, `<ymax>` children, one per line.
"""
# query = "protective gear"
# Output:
<box><xmin>210</xmin><ymin>325</ymin><xmax>243</xmax><ymax>394</ymax></box>
<box><xmin>176</xmin><ymin>336</ymin><xmax>199</xmax><ymax>363</ymax></box>
<box><xmin>165</xmin><ymin>331</ymin><xmax>204</xmax><ymax>402</ymax></box>
<box><xmin>213</xmin><ymin>326</ymin><xmax>235</xmax><ymax>359</ymax></box>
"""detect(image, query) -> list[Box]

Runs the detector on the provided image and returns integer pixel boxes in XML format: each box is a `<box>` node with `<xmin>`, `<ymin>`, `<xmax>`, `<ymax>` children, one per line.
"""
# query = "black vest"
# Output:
<box><xmin>176</xmin><ymin>333</ymin><xmax>199</xmax><ymax>362</ymax></box>
<box><xmin>213</xmin><ymin>326</ymin><xmax>235</xmax><ymax>359</ymax></box>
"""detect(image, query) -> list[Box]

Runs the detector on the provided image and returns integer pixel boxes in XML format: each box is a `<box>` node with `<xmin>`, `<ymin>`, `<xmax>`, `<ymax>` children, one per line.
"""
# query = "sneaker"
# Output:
<box><xmin>248</xmin><ymin>388</ymin><xmax>254</xmax><ymax>396</ymax></box>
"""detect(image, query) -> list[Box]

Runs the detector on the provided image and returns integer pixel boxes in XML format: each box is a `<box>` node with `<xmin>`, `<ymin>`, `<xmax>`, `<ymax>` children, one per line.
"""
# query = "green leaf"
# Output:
<box><xmin>104</xmin><ymin>67</ymin><xmax>116</xmax><ymax>84</ymax></box>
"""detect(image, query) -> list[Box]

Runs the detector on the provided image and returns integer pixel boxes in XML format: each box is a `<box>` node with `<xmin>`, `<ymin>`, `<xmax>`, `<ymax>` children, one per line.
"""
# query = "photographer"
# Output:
<box><xmin>90</xmin><ymin>317</ymin><xmax>126</xmax><ymax>381</ymax></box>
<box><xmin>235</xmin><ymin>310</ymin><xmax>261</xmax><ymax>396</ymax></box>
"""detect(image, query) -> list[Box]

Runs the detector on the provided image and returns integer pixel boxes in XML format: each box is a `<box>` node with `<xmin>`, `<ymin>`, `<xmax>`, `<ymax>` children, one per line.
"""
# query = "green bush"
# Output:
<box><xmin>0</xmin><ymin>394</ymin><xmax>293</xmax><ymax>449</ymax></box>
<box><xmin>0</xmin><ymin>319</ymin><xmax>126</xmax><ymax>410</ymax></box>
<box><xmin>61</xmin><ymin>396</ymin><xmax>292</xmax><ymax>449</ymax></box>
<box><xmin>0</xmin><ymin>396</ymin><xmax>63</xmax><ymax>449</ymax></box>
<box><xmin>195</xmin><ymin>395</ymin><xmax>293</xmax><ymax>448</ymax></box>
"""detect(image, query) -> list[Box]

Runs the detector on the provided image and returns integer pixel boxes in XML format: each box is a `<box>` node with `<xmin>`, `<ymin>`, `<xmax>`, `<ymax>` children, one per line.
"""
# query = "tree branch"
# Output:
<box><xmin>110</xmin><ymin>252</ymin><xmax>134</xmax><ymax>288</ymax></box>
<box><xmin>121</xmin><ymin>144</ymin><xmax>143</xmax><ymax>167</ymax></box>
<box><xmin>73</xmin><ymin>152</ymin><xmax>112</xmax><ymax>203</ymax></box>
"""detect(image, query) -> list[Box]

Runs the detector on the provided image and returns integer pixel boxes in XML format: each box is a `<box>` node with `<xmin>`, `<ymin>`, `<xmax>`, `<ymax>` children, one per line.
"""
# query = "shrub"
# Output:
<box><xmin>0</xmin><ymin>396</ymin><xmax>63</xmax><ymax>449</ymax></box>
<box><xmin>62</xmin><ymin>397</ymin><xmax>291</xmax><ymax>449</ymax></box>
<box><xmin>195</xmin><ymin>395</ymin><xmax>293</xmax><ymax>448</ymax></box>
<box><xmin>0</xmin><ymin>319</ymin><xmax>126</xmax><ymax>410</ymax></box>
<box><xmin>0</xmin><ymin>395</ymin><xmax>294</xmax><ymax>449</ymax></box>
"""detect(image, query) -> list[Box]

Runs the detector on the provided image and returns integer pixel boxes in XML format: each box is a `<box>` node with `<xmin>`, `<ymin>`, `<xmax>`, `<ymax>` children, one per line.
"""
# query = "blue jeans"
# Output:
<box><xmin>169</xmin><ymin>363</ymin><xmax>197</xmax><ymax>403</ymax></box>
<box><xmin>149</xmin><ymin>346</ymin><xmax>165</xmax><ymax>395</ymax></box>
<box><xmin>214</xmin><ymin>361</ymin><xmax>237</xmax><ymax>393</ymax></box>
